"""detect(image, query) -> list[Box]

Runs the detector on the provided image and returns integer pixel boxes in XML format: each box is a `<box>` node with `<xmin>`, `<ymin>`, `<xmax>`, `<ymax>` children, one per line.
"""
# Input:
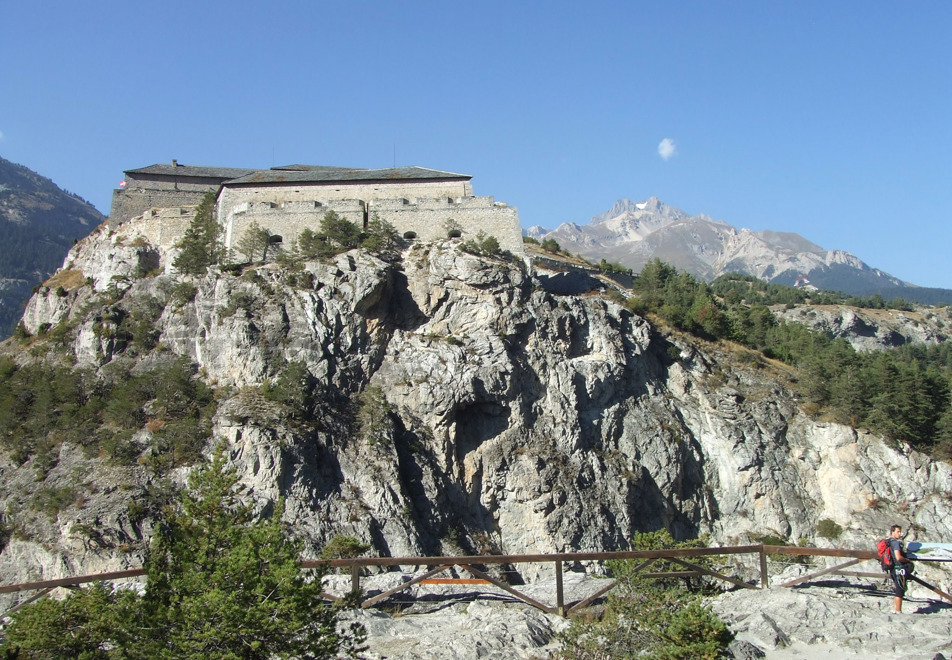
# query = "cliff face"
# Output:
<box><xmin>770</xmin><ymin>303</ymin><xmax>950</xmax><ymax>352</ymax></box>
<box><xmin>3</xmin><ymin>222</ymin><xmax>951</xmax><ymax>590</ymax></box>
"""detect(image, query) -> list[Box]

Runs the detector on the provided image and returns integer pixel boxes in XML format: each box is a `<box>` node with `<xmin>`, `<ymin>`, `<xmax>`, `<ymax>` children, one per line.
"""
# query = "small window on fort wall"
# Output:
<box><xmin>268</xmin><ymin>235</ymin><xmax>283</xmax><ymax>245</ymax></box>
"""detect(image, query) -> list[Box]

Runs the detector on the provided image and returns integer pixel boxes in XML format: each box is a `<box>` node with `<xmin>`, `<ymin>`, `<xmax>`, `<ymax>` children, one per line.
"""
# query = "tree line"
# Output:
<box><xmin>626</xmin><ymin>259</ymin><xmax>952</xmax><ymax>457</ymax></box>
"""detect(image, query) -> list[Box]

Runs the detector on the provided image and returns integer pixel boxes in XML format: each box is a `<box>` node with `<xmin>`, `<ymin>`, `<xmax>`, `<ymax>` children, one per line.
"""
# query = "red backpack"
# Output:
<box><xmin>877</xmin><ymin>538</ymin><xmax>894</xmax><ymax>571</ymax></box>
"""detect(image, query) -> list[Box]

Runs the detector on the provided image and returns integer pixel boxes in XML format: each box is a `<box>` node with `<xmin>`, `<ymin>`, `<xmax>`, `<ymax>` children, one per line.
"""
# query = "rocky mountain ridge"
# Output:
<box><xmin>527</xmin><ymin>197</ymin><xmax>952</xmax><ymax>304</ymax></box>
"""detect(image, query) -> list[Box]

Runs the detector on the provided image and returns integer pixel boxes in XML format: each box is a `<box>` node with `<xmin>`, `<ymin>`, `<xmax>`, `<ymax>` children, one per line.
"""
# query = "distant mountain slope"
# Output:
<box><xmin>0</xmin><ymin>156</ymin><xmax>103</xmax><ymax>336</ymax></box>
<box><xmin>526</xmin><ymin>197</ymin><xmax>952</xmax><ymax>304</ymax></box>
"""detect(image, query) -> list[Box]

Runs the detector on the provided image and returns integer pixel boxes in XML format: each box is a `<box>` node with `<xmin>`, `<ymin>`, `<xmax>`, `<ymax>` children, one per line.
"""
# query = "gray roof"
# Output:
<box><xmin>225</xmin><ymin>165</ymin><xmax>471</xmax><ymax>186</ymax></box>
<box><xmin>124</xmin><ymin>163</ymin><xmax>471</xmax><ymax>185</ymax></box>
<box><xmin>125</xmin><ymin>164</ymin><xmax>258</xmax><ymax>179</ymax></box>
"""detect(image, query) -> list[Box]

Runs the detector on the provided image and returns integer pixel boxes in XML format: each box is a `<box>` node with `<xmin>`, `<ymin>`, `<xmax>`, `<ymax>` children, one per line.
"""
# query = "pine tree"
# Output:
<box><xmin>1</xmin><ymin>449</ymin><xmax>364</xmax><ymax>659</ymax></box>
<box><xmin>235</xmin><ymin>221</ymin><xmax>273</xmax><ymax>264</ymax></box>
<box><xmin>173</xmin><ymin>193</ymin><xmax>224</xmax><ymax>276</ymax></box>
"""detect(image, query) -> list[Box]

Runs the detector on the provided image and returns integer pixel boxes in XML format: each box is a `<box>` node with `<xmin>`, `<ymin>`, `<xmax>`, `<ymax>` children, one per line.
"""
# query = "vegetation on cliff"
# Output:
<box><xmin>0</xmin><ymin>355</ymin><xmax>215</xmax><ymax>477</ymax></box>
<box><xmin>0</xmin><ymin>450</ymin><xmax>364</xmax><ymax>659</ymax></box>
<box><xmin>625</xmin><ymin>259</ymin><xmax>952</xmax><ymax>457</ymax></box>
<box><xmin>558</xmin><ymin>530</ymin><xmax>732</xmax><ymax>660</ymax></box>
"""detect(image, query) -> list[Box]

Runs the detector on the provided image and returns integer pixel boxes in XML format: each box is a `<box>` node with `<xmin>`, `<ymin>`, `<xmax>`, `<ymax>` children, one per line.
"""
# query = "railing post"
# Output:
<box><xmin>759</xmin><ymin>544</ymin><xmax>768</xmax><ymax>589</ymax></box>
<box><xmin>555</xmin><ymin>559</ymin><xmax>565</xmax><ymax>616</ymax></box>
<box><xmin>350</xmin><ymin>564</ymin><xmax>361</xmax><ymax>595</ymax></box>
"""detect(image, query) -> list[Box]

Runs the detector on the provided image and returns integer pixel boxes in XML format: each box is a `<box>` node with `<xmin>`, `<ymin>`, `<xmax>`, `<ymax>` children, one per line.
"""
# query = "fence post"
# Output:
<box><xmin>760</xmin><ymin>544</ymin><xmax>768</xmax><ymax>589</ymax></box>
<box><xmin>351</xmin><ymin>564</ymin><xmax>361</xmax><ymax>595</ymax></box>
<box><xmin>555</xmin><ymin>559</ymin><xmax>565</xmax><ymax>616</ymax></box>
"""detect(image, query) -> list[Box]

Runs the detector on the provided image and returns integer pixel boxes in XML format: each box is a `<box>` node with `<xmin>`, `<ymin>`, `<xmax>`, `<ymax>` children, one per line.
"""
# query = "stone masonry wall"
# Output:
<box><xmin>115</xmin><ymin>207</ymin><xmax>197</xmax><ymax>256</ymax></box>
<box><xmin>223</xmin><ymin>199</ymin><xmax>365</xmax><ymax>258</ymax></box>
<box><xmin>109</xmin><ymin>172</ymin><xmax>230</xmax><ymax>224</ymax></box>
<box><xmin>217</xmin><ymin>179</ymin><xmax>473</xmax><ymax>217</ymax></box>
<box><xmin>370</xmin><ymin>197</ymin><xmax>523</xmax><ymax>255</ymax></box>
<box><xmin>110</xmin><ymin>188</ymin><xmax>208</xmax><ymax>226</ymax></box>
<box><xmin>217</xmin><ymin>180</ymin><xmax>523</xmax><ymax>258</ymax></box>
<box><xmin>111</xmin><ymin>178</ymin><xmax>523</xmax><ymax>261</ymax></box>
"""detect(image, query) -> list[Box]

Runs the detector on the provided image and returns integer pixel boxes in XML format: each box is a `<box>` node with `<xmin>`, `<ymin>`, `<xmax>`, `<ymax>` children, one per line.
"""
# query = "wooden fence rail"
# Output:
<box><xmin>1</xmin><ymin>545</ymin><xmax>939</xmax><ymax>619</ymax></box>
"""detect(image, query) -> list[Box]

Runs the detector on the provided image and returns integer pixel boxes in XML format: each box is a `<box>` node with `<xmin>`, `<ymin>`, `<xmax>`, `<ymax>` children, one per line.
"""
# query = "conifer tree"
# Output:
<box><xmin>173</xmin><ymin>193</ymin><xmax>224</xmax><ymax>276</ymax></box>
<box><xmin>0</xmin><ymin>449</ymin><xmax>364</xmax><ymax>659</ymax></box>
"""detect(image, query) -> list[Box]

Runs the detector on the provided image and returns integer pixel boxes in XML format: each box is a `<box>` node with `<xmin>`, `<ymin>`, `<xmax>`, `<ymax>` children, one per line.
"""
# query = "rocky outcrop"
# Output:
<box><xmin>771</xmin><ymin>304</ymin><xmax>950</xmax><ymax>352</ymax></box>
<box><xmin>3</xmin><ymin>225</ymin><xmax>952</xmax><ymax>599</ymax></box>
<box><xmin>712</xmin><ymin>568</ymin><xmax>952</xmax><ymax>659</ymax></box>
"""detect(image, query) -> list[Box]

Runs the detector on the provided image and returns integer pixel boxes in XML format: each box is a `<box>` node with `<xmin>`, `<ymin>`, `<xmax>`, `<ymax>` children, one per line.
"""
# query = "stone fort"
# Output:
<box><xmin>110</xmin><ymin>161</ymin><xmax>525</xmax><ymax>259</ymax></box>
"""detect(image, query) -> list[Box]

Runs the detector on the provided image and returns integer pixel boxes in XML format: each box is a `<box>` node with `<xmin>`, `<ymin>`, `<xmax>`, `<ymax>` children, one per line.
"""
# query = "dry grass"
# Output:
<box><xmin>44</xmin><ymin>268</ymin><xmax>85</xmax><ymax>291</ymax></box>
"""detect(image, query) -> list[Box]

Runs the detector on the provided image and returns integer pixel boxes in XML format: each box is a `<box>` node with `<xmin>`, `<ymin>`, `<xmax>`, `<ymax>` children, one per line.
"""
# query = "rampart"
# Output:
<box><xmin>369</xmin><ymin>197</ymin><xmax>523</xmax><ymax>253</ymax></box>
<box><xmin>113</xmin><ymin>206</ymin><xmax>197</xmax><ymax>253</ymax></box>
<box><xmin>110</xmin><ymin>188</ymin><xmax>208</xmax><ymax>227</ymax></box>
<box><xmin>222</xmin><ymin>199</ymin><xmax>365</xmax><ymax>256</ymax></box>
<box><xmin>216</xmin><ymin>179</ymin><xmax>473</xmax><ymax>218</ymax></box>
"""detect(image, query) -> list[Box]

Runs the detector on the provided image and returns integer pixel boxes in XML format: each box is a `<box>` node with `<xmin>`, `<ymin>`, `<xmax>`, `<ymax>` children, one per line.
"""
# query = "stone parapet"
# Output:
<box><xmin>369</xmin><ymin>197</ymin><xmax>523</xmax><ymax>256</ymax></box>
<box><xmin>114</xmin><ymin>206</ymin><xmax>197</xmax><ymax>252</ymax></box>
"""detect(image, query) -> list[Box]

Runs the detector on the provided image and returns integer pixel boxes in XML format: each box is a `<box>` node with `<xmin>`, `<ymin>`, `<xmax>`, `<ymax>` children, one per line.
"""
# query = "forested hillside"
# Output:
<box><xmin>0</xmin><ymin>156</ymin><xmax>103</xmax><ymax>337</ymax></box>
<box><xmin>615</xmin><ymin>259</ymin><xmax>952</xmax><ymax>456</ymax></box>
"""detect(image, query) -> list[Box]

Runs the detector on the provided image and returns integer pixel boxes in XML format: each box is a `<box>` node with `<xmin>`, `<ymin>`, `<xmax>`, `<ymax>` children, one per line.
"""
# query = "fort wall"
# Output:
<box><xmin>217</xmin><ymin>179</ymin><xmax>473</xmax><ymax>214</ymax></box>
<box><xmin>223</xmin><ymin>199</ymin><xmax>365</xmax><ymax>258</ymax></box>
<box><xmin>109</xmin><ymin>165</ymin><xmax>524</xmax><ymax>261</ymax></box>
<box><xmin>369</xmin><ymin>197</ymin><xmax>523</xmax><ymax>254</ymax></box>
<box><xmin>113</xmin><ymin>206</ymin><xmax>197</xmax><ymax>255</ymax></box>
<box><xmin>110</xmin><ymin>188</ymin><xmax>209</xmax><ymax>226</ymax></box>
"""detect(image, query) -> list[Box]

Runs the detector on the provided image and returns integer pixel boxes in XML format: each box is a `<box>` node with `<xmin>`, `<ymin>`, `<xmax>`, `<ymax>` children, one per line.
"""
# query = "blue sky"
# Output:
<box><xmin>2</xmin><ymin>2</ymin><xmax>950</xmax><ymax>288</ymax></box>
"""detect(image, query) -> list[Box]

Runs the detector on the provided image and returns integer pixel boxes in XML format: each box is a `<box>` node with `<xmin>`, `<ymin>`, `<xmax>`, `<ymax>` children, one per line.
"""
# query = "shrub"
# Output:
<box><xmin>403</xmin><ymin>231</ymin><xmax>417</xmax><ymax>240</ymax></box>
<box><xmin>171</xmin><ymin>281</ymin><xmax>198</xmax><ymax>306</ymax></box>
<box><xmin>540</xmin><ymin>237</ymin><xmax>561</xmax><ymax>253</ymax></box>
<box><xmin>356</xmin><ymin>385</ymin><xmax>394</xmax><ymax>446</ymax></box>
<box><xmin>320</xmin><ymin>535</ymin><xmax>372</xmax><ymax>560</ymax></box>
<box><xmin>361</xmin><ymin>215</ymin><xmax>399</xmax><ymax>253</ymax></box>
<box><xmin>444</xmin><ymin>218</ymin><xmax>462</xmax><ymax>239</ymax></box>
<box><xmin>559</xmin><ymin>529</ymin><xmax>731</xmax><ymax>660</ymax></box>
<box><xmin>816</xmin><ymin>518</ymin><xmax>844</xmax><ymax>541</ymax></box>
<box><xmin>460</xmin><ymin>231</ymin><xmax>502</xmax><ymax>257</ymax></box>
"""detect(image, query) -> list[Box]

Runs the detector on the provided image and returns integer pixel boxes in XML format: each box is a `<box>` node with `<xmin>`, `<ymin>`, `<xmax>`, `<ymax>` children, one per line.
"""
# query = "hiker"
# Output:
<box><xmin>886</xmin><ymin>524</ymin><xmax>914</xmax><ymax>612</ymax></box>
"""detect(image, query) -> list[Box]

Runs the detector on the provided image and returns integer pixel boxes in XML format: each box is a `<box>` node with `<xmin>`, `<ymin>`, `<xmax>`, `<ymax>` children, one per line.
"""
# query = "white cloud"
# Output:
<box><xmin>658</xmin><ymin>138</ymin><xmax>676</xmax><ymax>161</ymax></box>
<box><xmin>0</xmin><ymin>129</ymin><xmax>4</xmax><ymax>141</ymax></box>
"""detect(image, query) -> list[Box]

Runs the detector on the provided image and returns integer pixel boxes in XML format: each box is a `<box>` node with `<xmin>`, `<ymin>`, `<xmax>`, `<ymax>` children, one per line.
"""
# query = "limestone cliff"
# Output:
<box><xmin>2</xmin><ymin>221</ymin><xmax>951</xmax><ymax>593</ymax></box>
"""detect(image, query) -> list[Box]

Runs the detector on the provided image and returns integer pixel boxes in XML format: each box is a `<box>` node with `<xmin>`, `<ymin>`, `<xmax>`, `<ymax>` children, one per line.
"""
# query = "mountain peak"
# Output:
<box><xmin>591</xmin><ymin>197</ymin><xmax>663</xmax><ymax>224</ymax></box>
<box><xmin>530</xmin><ymin>196</ymin><xmax>952</xmax><ymax>302</ymax></box>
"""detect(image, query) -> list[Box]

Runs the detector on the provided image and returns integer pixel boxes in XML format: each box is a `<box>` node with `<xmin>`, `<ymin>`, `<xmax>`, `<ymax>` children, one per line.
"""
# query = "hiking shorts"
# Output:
<box><xmin>890</xmin><ymin>565</ymin><xmax>909</xmax><ymax>597</ymax></box>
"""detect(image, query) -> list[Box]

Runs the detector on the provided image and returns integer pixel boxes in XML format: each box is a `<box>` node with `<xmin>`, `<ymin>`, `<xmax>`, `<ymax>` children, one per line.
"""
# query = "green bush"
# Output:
<box><xmin>320</xmin><ymin>535</ymin><xmax>371</xmax><ymax>560</ymax></box>
<box><xmin>540</xmin><ymin>237</ymin><xmax>561</xmax><ymax>253</ymax></box>
<box><xmin>558</xmin><ymin>530</ymin><xmax>732</xmax><ymax>660</ymax></box>
<box><xmin>460</xmin><ymin>231</ymin><xmax>501</xmax><ymax>257</ymax></box>
<box><xmin>171</xmin><ymin>281</ymin><xmax>198</xmax><ymax>306</ymax></box>
<box><xmin>0</xmin><ymin>358</ymin><xmax>215</xmax><ymax>475</ymax></box>
<box><xmin>0</xmin><ymin>451</ymin><xmax>365</xmax><ymax>659</ymax></box>
<box><xmin>361</xmin><ymin>215</ymin><xmax>399</xmax><ymax>254</ymax></box>
<box><xmin>816</xmin><ymin>518</ymin><xmax>844</xmax><ymax>541</ymax></box>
